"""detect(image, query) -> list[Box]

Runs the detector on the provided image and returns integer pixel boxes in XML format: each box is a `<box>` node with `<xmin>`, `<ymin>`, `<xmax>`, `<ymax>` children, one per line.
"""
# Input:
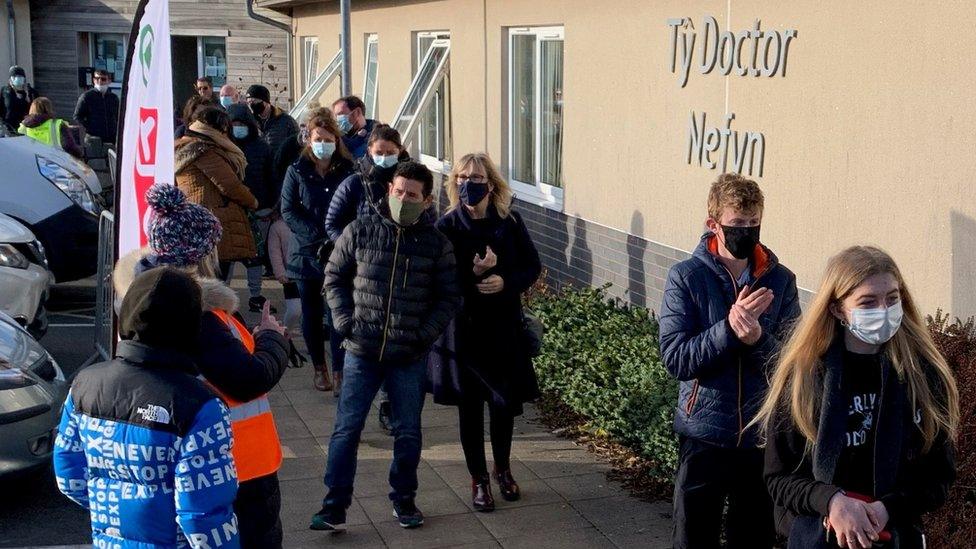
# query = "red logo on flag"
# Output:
<box><xmin>134</xmin><ymin>108</ymin><xmax>159</xmax><ymax>247</ymax></box>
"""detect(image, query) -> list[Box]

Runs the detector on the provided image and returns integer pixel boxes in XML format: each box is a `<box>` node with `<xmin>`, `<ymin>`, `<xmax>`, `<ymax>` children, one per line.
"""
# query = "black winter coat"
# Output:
<box><xmin>0</xmin><ymin>84</ymin><xmax>37</xmax><ymax>132</ymax></box>
<box><xmin>324</xmin><ymin>208</ymin><xmax>461</xmax><ymax>363</ymax></box>
<box><xmin>272</xmin><ymin>133</ymin><xmax>303</xmax><ymax>191</ymax></box>
<box><xmin>73</xmin><ymin>88</ymin><xmax>120</xmax><ymax>142</ymax></box>
<box><xmin>764</xmin><ymin>338</ymin><xmax>955</xmax><ymax>549</ymax></box>
<box><xmin>228</xmin><ymin>104</ymin><xmax>276</xmax><ymax>210</ymax></box>
<box><xmin>259</xmin><ymin>107</ymin><xmax>299</xmax><ymax>157</ymax></box>
<box><xmin>429</xmin><ymin>205</ymin><xmax>542</xmax><ymax>415</ymax></box>
<box><xmin>325</xmin><ymin>155</ymin><xmax>399</xmax><ymax>242</ymax></box>
<box><xmin>280</xmin><ymin>155</ymin><xmax>354</xmax><ymax>280</ymax></box>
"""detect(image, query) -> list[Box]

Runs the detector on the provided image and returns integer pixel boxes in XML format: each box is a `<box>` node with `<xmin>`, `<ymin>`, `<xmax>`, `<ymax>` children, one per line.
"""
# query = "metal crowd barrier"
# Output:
<box><xmin>91</xmin><ymin>211</ymin><xmax>115</xmax><ymax>363</ymax></box>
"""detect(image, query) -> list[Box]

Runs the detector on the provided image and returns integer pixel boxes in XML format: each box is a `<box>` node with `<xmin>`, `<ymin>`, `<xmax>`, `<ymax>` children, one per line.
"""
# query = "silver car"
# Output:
<box><xmin>0</xmin><ymin>310</ymin><xmax>67</xmax><ymax>477</ymax></box>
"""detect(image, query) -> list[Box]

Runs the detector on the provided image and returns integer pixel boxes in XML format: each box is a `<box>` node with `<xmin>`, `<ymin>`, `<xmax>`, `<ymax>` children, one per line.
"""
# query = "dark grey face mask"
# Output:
<box><xmin>720</xmin><ymin>225</ymin><xmax>761</xmax><ymax>260</ymax></box>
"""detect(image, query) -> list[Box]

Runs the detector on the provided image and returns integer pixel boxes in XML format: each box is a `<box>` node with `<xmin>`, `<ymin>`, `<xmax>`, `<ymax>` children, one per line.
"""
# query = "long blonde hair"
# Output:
<box><xmin>754</xmin><ymin>246</ymin><xmax>959</xmax><ymax>453</ymax></box>
<box><xmin>446</xmin><ymin>153</ymin><xmax>513</xmax><ymax>219</ymax></box>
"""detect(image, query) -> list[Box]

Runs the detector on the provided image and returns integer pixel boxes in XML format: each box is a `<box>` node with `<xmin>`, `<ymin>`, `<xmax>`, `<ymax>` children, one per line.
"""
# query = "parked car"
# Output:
<box><xmin>0</xmin><ymin>214</ymin><xmax>52</xmax><ymax>339</ymax></box>
<box><xmin>0</xmin><ymin>310</ymin><xmax>66</xmax><ymax>478</ymax></box>
<box><xmin>0</xmin><ymin>130</ymin><xmax>103</xmax><ymax>283</ymax></box>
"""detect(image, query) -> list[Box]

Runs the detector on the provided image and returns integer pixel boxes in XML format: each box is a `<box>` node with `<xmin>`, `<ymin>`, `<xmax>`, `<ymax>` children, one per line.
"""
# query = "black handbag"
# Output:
<box><xmin>522</xmin><ymin>311</ymin><xmax>544</xmax><ymax>357</ymax></box>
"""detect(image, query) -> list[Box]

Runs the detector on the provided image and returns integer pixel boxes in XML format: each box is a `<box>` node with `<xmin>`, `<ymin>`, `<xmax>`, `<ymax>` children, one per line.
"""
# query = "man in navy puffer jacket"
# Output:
<box><xmin>54</xmin><ymin>267</ymin><xmax>240</xmax><ymax>548</ymax></box>
<box><xmin>661</xmin><ymin>173</ymin><xmax>800</xmax><ymax>549</ymax></box>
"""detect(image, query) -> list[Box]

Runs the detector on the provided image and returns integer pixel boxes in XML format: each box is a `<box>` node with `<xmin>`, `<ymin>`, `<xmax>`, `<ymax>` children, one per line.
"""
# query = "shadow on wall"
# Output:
<box><xmin>568</xmin><ymin>216</ymin><xmax>593</xmax><ymax>287</ymax></box>
<box><xmin>627</xmin><ymin>211</ymin><xmax>647</xmax><ymax>309</ymax></box>
<box><xmin>951</xmin><ymin>210</ymin><xmax>976</xmax><ymax>320</ymax></box>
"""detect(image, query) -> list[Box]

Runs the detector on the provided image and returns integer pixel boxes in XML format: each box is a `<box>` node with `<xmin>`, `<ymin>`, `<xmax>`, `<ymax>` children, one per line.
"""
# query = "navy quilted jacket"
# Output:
<box><xmin>660</xmin><ymin>233</ymin><xmax>801</xmax><ymax>448</ymax></box>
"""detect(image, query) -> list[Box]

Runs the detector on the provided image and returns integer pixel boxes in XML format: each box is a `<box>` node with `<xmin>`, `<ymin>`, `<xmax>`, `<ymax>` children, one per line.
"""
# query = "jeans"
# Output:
<box><xmin>295</xmin><ymin>278</ymin><xmax>326</xmax><ymax>367</ymax></box>
<box><xmin>323</xmin><ymin>307</ymin><xmax>345</xmax><ymax>374</ymax></box>
<box><xmin>219</xmin><ymin>260</ymin><xmax>264</xmax><ymax>299</ymax></box>
<box><xmin>672</xmin><ymin>436</ymin><xmax>774</xmax><ymax>549</ymax></box>
<box><xmin>323</xmin><ymin>352</ymin><xmax>427</xmax><ymax>508</ymax></box>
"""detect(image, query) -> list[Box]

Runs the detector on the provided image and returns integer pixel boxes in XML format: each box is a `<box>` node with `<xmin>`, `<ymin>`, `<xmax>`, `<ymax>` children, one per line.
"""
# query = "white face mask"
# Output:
<box><xmin>846</xmin><ymin>301</ymin><xmax>904</xmax><ymax>345</ymax></box>
<box><xmin>94</xmin><ymin>83</ymin><xmax>109</xmax><ymax>93</ymax></box>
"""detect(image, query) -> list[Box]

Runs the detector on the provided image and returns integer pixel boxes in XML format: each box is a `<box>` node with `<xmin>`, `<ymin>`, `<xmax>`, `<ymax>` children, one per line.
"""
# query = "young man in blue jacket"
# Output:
<box><xmin>660</xmin><ymin>173</ymin><xmax>801</xmax><ymax>549</ymax></box>
<box><xmin>54</xmin><ymin>267</ymin><xmax>240</xmax><ymax>548</ymax></box>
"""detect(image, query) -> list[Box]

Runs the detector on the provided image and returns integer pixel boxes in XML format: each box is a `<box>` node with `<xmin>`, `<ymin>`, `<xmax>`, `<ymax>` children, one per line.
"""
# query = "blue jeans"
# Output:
<box><xmin>323</xmin><ymin>352</ymin><xmax>427</xmax><ymax>508</ymax></box>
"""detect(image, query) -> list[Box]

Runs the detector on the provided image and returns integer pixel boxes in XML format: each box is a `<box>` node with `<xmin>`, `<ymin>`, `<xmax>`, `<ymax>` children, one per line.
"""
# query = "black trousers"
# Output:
<box><xmin>458</xmin><ymin>396</ymin><xmax>515</xmax><ymax>478</ymax></box>
<box><xmin>235</xmin><ymin>472</ymin><xmax>283</xmax><ymax>549</ymax></box>
<box><xmin>672</xmin><ymin>436</ymin><xmax>775</xmax><ymax>549</ymax></box>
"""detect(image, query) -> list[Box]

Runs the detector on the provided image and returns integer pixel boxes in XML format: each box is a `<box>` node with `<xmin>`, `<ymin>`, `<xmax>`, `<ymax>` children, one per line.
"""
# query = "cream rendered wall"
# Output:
<box><xmin>291</xmin><ymin>0</ymin><xmax>976</xmax><ymax>318</ymax></box>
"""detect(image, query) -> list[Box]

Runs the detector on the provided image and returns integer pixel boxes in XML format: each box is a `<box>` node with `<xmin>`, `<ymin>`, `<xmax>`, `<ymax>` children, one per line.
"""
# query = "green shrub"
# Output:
<box><xmin>528</xmin><ymin>284</ymin><xmax>678</xmax><ymax>480</ymax></box>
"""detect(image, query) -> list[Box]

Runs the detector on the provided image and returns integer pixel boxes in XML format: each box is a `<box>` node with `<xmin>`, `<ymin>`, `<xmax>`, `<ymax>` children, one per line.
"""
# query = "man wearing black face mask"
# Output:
<box><xmin>660</xmin><ymin>173</ymin><xmax>801</xmax><ymax>549</ymax></box>
<box><xmin>245</xmin><ymin>84</ymin><xmax>298</xmax><ymax>158</ymax></box>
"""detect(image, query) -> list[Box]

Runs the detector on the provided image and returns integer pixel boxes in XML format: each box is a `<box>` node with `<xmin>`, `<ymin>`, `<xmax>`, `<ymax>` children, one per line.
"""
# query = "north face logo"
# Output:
<box><xmin>136</xmin><ymin>404</ymin><xmax>171</xmax><ymax>424</ymax></box>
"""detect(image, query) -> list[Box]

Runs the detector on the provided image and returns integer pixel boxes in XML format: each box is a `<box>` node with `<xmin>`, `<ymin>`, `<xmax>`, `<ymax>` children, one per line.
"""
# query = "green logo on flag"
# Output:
<box><xmin>138</xmin><ymin>24</ymin><xmax>154</xmax><ymax>86</ymax></box>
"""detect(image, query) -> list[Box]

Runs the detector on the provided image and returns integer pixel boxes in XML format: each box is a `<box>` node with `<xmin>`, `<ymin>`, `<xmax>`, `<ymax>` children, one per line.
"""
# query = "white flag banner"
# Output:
<box><xmin>116</xmin><ymin>0</ymin><xmax>174</xmax><ymax>257</ymax></box>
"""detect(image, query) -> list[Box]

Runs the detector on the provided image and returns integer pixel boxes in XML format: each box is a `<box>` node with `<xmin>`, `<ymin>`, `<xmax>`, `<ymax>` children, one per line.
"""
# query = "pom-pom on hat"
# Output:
<box><xmin>145</xmin><ymin>184</ymin><xmax>222</xmax><ymax>267</ymax></box>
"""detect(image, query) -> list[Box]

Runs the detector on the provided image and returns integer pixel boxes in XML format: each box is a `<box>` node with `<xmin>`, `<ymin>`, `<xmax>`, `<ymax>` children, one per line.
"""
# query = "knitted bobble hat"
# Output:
<box><xmin>145</xmin><ymin>184</ymin><xmax>222</xmax><ymax>267</ymax></box>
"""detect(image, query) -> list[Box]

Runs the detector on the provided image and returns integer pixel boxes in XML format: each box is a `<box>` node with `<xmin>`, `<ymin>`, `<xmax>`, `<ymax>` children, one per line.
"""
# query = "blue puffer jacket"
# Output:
<box><xmin>324</xmin><ymin>155</ymin><xmax>398</xmax><ymax>242</ymax></box>
<box><xmin>54</xmin><ymin>341</ymin><xmax>240</xmax><ymax>548</ymax></box>
<box><xmin>660</xmin><ymin>233</ymin><xmax>801</xmax><ymax>448</ymax></box>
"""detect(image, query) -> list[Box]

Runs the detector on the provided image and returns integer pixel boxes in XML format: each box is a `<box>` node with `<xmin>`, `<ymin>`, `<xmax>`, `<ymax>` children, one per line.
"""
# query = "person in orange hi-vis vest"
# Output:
<box><xmin>113</xmin><ymin>184</ymin><xmax>291</xmax><ymax>549</ymax></box>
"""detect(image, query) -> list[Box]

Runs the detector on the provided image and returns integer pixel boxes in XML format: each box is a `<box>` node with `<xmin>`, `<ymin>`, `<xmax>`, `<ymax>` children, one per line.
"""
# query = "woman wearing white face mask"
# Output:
<box><xmin>754</xmin><ymin>246</ymin><xmax>959</xmax><ymax>549</ymax></box>
<box><xmin>280</xmin><ymin>111</ymin><xmax>353</xmax><ymax>392</ymax></box>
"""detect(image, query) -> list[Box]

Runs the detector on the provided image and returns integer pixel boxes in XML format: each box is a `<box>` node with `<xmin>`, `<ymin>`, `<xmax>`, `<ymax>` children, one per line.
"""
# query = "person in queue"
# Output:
<box><xmin>429</xmin><ymin>152</ymin><xmax>542</xmax><ymax>511</ymax></box>
<box><xmin>113</xmin><ymin>183</ymin><xmax>290</xmax><ymax>549</ymax></box>
<box><xmin>755</xmin><ymin>246</ymin><xmax>959</xmax><ymax>549</ymax></box>
<box><xmin>331</xmin><ymin>95</ymin><xmax>376</xmax><ymax>159</ymax></box>
<box><xmin>19</xmin><ymin>97</ymin><xmax>83</xmax><ymax>158</ymax></box>
<box><xmin>660</xmin><ymin>173</ymin><xmax>801</xmax><ymax>549</ymax></box>
<box><xmin>280</xmin><ymin>110</ymin><xmax>354</xmax><ymax>392</ymax></box>
<box><xmin>311</xmin><ymin>161</ymin><xmax>460</xmax><ymax>531</ymax></box>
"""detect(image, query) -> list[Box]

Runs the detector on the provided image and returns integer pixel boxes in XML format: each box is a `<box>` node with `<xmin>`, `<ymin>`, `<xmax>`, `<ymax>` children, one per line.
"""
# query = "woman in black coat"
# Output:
<box><xmin>430</xmin><ymin>152</ymin><xmax>542</xmax><ymax>512</ymax></box>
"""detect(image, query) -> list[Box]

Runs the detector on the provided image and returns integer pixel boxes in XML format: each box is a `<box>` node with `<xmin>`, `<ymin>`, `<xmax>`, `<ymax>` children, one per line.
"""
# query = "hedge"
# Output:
<box><xmin>529</xmin><ymin>286</ymin><xmax>973</xmax><ymax>547</ymax></box>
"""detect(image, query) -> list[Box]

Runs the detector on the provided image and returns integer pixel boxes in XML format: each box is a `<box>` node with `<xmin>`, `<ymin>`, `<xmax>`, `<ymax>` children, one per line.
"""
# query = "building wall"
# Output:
<box><xmin>29</xmin><ymin>0</ymin><xmax>291</xmax><ymax>117</ymax></box>
<box><xmin>0</xmin><ymin>0</ymin><xmax>33</xmax><ymax>81</ymax></box>
<box><xmin>294</xmin><ymin>0</ymin><xmax>975</xmax><ymax>317</ymax></box>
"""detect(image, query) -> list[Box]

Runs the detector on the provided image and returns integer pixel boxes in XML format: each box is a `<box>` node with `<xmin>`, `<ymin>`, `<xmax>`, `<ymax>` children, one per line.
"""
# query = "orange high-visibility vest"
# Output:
<box><xmin>208</xmin><ymin>309</ymin><xmax>283</xmax><ymax>482</ymax></box>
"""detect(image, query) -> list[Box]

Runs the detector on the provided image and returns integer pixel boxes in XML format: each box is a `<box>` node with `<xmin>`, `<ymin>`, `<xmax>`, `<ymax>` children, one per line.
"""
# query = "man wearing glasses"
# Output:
<box><xmin>73</xmin><ymin>69</ymin><xmax>120</xmax><ymax>144</ymax></box>
<box><xmin>196</xmin><ymin>77</ymin><xmax>214</xmax><ymax>101</ymax></box>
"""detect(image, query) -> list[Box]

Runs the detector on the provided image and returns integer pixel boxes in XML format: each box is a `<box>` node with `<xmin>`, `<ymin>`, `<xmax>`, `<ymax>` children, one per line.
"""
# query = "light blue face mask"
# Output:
<box><xmin>311</xmin><ymin>141</ymin><xmax>336</xmax><ymax>160</ymax></box>
<box><xmin>219</xmin><ymin>96</ymin><xmax>235</xmax><ymax>109</ymax></box>
<box><xmin>10</xmin><ymin>76</ymin><xmax>25</xmax><ymax>88</ymax></box>
<box><xmin>336</xmin><ymin>114</ymin><xmax>353</xmax><ymax>134</ymax></box>
<box><xmin>231</xmin><ymin>125</ymin><xmax>249</xmax><ymax>139</ymax></box>
<box><xmin>372</xmin><ymin>154</ymin><xmax>398</xmax><ymax>169</ymax></box>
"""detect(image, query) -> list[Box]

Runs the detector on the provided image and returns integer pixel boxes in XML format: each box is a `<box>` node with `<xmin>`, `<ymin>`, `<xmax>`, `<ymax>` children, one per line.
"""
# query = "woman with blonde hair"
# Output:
<box><xmin>756</xmin><ymin>246</ymin><xmax>959</xmax><ymax>549</ymax></box>
<box><xmin>429</xmin><ymin>152</ymin><xmax>542</xmax><ymax>511</ymax></box>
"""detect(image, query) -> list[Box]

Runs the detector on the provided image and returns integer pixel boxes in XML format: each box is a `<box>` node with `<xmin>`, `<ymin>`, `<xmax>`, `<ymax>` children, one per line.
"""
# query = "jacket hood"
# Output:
<box><xmin>118</xmin><ymin>266</ymin><xmax>203</xmax><ymax>353</ymax></box>
<box><xmin>174</xmin><ymin>127</ymin><xmax>247</xmax><ymax>178</ymax></box>
<box><xmin>21</xmin><ymin>113</ymin><xmax>52</xmax><ymax>128</ymax></box>
<box><xmin>227</xmin><ymin>103</ymin><xmax>260</xmax><ymax>141</ymax></box>
<box><xmin>693</xmin><ymin>232</ymin><xmax>779</xmax><ymax>281</ymax></box>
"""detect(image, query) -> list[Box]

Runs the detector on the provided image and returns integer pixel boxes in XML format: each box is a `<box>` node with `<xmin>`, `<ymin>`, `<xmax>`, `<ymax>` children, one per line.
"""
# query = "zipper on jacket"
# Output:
<box><xmin>402</xmin><ymin>258</ymin><xmax>410</xmax><ymax>289</ymax></box>
<box><xmin>685</xmin><ymin>380</ymin><xmax>701</xmax><ymax>415</ymax></box>
<box><xmin>378</xmin><ymin>229</ymin><xmax>402</xmax><ymax>362</ymax></box>
<box><xmin>871</xmin><ymin>361</ymin><xmax>886</xmax><ymax>495</ymax></box>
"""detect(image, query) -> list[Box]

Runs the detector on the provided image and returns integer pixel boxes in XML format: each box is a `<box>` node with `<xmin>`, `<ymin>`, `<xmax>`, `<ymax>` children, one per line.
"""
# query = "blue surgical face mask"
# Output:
<box><xmin>10</xmin><ymin>76</ymin><xmax>25</xmax><ymax>88</ymax></box>
<box><xmin>231</xmin><ymin>125</ymin><xmax>249</xmax><ymax>139</ymax></box>
<box><xmin>372</xmin><ymin>154</ymin><xmax>398</xmax><ymax>169</ymax></box>
<box><xmin>337</xmin><ymin>114</ymin><xmax>353</xmax><ymax>133</ymax></box>
<box><xmin>219</xmin><ymin>96</ymin><xmax>235</xmax><ymax>109</ymax></box>
<box><xmin>311</xmin><ymin>141</ymin><xmax>336</xmax><ymax>160</ymax></box>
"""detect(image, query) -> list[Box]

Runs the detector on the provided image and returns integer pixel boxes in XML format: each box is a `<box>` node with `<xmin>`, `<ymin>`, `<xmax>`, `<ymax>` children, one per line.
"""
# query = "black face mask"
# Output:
<box><xmin>250</xmin><ymin>101</ymin><xmax>266</xmax><ymax>116</ymax></box>
<box><xmin>720</xmin><ymin>225</ymin><xmax>761</xmax><ymax>260</ymax></box>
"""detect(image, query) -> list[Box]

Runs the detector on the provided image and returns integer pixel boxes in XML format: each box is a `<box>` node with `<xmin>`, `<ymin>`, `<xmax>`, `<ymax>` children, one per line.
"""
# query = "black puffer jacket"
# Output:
<box><xmin>324</xmin><ymin>206</ymin><xmax>461</xmax><ymax>363</ymax></box>
<box><xmin>259</xmin><ymin>106</ymin><xmax>299</xmax><ymax>157</ymax></box>
<box><xmin>228</xmin><ymin>104</ymin><xmax>276</xmax><ymax>209</ymax></box>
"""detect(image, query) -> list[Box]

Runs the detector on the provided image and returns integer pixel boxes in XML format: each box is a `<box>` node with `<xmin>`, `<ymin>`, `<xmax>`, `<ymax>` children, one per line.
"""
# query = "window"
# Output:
<box><xmin>508</xmin><ymin>27</ymin><xmax>564</xmax><ymax>208</ymax></box>
<box><xmin>91</xmin><ymin>33</ymin><xmax>127</xmax><ymax>93</ymax></box>
<box><xmin>392</xmin><ymin>37</ymin><xmax>450</xmax><ymax>171</ymax></box>
<box><xmin>300</xmin><ymin>36</ymin><xmax>319</xmax><ymax>95</ymax></box>
<box><xmin>200</xmin><ymin>36</ymin><xmax>227</xmax><ymax>88</ymax></box>
<box><xmin>415</xmin><ymin>32</ymin><xmax>450</xmax><ymax>164</ymax></box>
<box><xmin>363</xmin><ymin>34</ymin><xmax>379</xmax><ymax>119</ymax></box>
<box><xmin>289</xmin><ymin>48</ymin><xmax>342</xmax><ymax>122</ymax></box>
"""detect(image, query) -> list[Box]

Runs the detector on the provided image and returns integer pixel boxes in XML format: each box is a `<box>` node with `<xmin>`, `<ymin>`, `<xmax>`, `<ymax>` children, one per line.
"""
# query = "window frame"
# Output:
<box><xmin>414</xmin><ymin>31</ymin><xmax>451</xmax><ymax>172</ymax></box>
<box><xmin>363</xmin><ymin>33</ymin><xmax>379</xmax><ymax>119</ymax></box>
<box><xmin>300</xmin><ymin>36</ymin><xmax>320</xmax><ymax>95</ymax></box>
<box><xmin>507</xmin><ymin>26</ymin><xmax>565</xmax><ymax>210</ymax></box>
<box><xmin>89</xmin><ymin>32</ymin><xmax>128</xmax><ymax>94</ymax></box>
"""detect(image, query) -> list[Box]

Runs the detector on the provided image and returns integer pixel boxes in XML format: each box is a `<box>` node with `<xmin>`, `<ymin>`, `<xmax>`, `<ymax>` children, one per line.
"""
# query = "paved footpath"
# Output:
<box><xmin>234</xmin><ymin>281</ymin><xmax>673</xmax><ymax>549</ymax></box>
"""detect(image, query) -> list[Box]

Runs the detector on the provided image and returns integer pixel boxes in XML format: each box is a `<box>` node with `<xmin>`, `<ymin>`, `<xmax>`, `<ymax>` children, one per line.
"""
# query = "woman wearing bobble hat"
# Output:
<box><xmin>114</xmin><ymin>183</ymin><xmax>291</xmax><ymax>549</ymax></box>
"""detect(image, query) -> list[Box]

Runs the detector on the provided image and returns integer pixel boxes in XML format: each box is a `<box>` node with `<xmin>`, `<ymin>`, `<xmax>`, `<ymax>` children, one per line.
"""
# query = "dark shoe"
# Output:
<box><xmin>494</xmin><ymin>469</ymin><xmax>521</xmax><ymax>502</ymax></box>
<box><xmin>310</xmin><ymin>505</ymin><xmax>346</xmax><ymax>532</ymax></box>
<box><xmin>392</xmin><ymin>498</ymin><xmax>425</xmax><ymax>528</ymax></box>
<box><xmin>313</xmin><ymin>366</ymin><xmax>333</xmax><ymax>392</ymax></box>
<box><xmin>248</xmin><ymin>296</ymin><xmax>277</xmax><ymax>314</ymax></box>
<box><xmin>472</xmin><ymin>476</ymin><xmax>495</xmax><ymax>512</ymax></box>
<box><xmin>378</xmin><ymin>401</ymin><xmax>393</xmax><ymax>435</ymax></box>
